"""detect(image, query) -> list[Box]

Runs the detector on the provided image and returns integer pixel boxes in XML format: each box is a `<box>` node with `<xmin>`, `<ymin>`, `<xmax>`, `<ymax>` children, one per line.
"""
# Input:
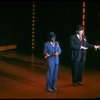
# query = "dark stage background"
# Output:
<box><xmin>0</xmin><ymin>1</ymin><xmax>32</xmax><ymax>54</ymax></box>
<box><xmin>35</xmin><ymin>1</ymin><xmax>100</xmax><ymax>69</ymax></box>
<box><xmin>0</xmin><ymin>1</ymin><xmax>100</xmax><ymax>69</ymax></box>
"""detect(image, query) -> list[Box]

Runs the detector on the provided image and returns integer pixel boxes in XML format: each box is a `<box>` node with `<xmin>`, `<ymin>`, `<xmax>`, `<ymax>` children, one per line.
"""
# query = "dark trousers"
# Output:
<box><xmin>71</xmin><ymin>61</ymin><xmax>85</xmax><ymax>83</ymax></box>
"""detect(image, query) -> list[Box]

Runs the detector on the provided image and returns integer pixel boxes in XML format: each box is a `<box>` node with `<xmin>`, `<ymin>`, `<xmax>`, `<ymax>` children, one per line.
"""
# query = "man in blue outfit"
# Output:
<box><xmin>70</xmin><ymin>25</ymin><xmax>100</xmax><ymax>86</ymax></box>
<box><xmin>43</xmin><ymin>32</ymin><xmax>61</xmax><ymax>92</ymax></box>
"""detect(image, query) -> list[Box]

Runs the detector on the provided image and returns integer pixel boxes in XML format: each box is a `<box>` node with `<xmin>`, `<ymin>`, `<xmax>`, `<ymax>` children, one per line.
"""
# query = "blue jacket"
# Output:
<box><xmin>43</xmin><ymin>41</ymin><xmax>61</xmax><ymax>64</ymax></box>
<box><xmin>70</xmin><ymin>34</ymin><xmax>94</xmax><ymax>61</ymax></box>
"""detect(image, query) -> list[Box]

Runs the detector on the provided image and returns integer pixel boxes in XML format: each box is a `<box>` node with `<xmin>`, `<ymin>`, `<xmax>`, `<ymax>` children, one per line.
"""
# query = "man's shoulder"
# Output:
<box><xmin>70</xmin><ymin>34</ymin><xmax>76</xmax><ymax>38</ymax></box>
<box><xmin>55</xmin><ymin>41</ymin><xmax>59</xmax><ymax>43</ymax></box>
<box><xmin>55</xmin><ymin>41</ymin><xmax>60</xmax><ymax>45</ymax></box>
<box><xmin>44</xmin><ymin>41</ymin><xmax>50</xmax><ymax>45</ymax></box>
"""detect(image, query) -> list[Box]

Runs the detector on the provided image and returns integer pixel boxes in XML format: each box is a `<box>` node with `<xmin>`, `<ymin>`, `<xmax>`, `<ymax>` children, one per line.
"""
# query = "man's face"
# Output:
<box><xmin>51</xmin><ymin>37</ymin><xmax>56</xmax><ymax>42</ymax></box>
<box><xmin>79</xmin><ymin>30</ymin><xmax>83</xmax><ymax>36</ymax></box>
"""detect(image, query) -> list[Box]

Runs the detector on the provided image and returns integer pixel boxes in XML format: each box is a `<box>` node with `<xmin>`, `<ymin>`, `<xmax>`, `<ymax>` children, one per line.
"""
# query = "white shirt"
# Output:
<box><xmin>50</xmin><ymin>42</ymin><xmax>55</xmax><ymax>47</ymax></box>
<box><xmin>77</xmin><ymin>34</ymin><xmax>82</xmax><ymax>40</ymax></box>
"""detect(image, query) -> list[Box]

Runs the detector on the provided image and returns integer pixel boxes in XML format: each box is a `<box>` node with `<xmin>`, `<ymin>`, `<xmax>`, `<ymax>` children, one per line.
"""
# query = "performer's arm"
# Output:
<box><xmin>43</xmin><ymin>43</ymin><xmax>50</xmax><ymax>59</ymax></box>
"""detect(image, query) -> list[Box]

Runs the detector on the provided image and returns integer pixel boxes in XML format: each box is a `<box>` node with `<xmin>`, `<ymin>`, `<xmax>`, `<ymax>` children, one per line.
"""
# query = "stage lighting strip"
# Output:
<box><xmin>82</xmin><ymin>1</ymin><xmax>85</xmax><ymax>35</ymax></box>
<box><xmin>32</xmin><ymin>1</ymin><xmax>35</xmax><ymax>49</ymax></box>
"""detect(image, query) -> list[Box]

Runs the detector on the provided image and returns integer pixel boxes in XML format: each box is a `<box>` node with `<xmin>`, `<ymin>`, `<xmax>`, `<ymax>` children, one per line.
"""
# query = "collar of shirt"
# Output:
<box><xmin>50</xmin><ymin>42</ymin><xmax>55</xmax><ymax>47</ymax></box>
<box><xmin>77</xmin><ymin>34</ymin><xmax>82</xmax><ymax>40</ymax></box>
<box><xmin>77</xmin><ymin>34</ymin><xmax>80</xmax><ymax>39</ymax></box>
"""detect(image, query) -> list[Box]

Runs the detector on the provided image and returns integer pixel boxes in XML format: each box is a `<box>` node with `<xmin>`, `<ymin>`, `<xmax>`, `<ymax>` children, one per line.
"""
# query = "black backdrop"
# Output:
<box><xmin>1</xmin><ymin>1</ymin><xmax>100</xmax><ymax>69</ymax></box>
<box><xmin>35</xmin><ymin>1</ymin><xmax>100</xmax><ymax>69</ymax></box>
<box><xmin>0</xmin><ymin>1</ymin><xmax>32</xmax><ymax>54</ymax></box>
<box><xmin>35</xmin><ymin>1</ymin><xmax>82</xmax><ymax>65</ymax></box>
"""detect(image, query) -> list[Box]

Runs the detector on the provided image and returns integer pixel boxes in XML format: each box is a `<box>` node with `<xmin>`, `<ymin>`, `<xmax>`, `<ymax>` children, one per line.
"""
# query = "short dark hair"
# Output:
<box><xmin>76</xmin><ymin>25</ymin><xmax>83</xmax><ymax>31</ymax></box>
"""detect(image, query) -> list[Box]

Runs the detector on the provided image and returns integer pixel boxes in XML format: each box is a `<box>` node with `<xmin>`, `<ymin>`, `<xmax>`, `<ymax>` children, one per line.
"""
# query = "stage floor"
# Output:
<box><xmin>0</xmin><ymin>51</ymin><xmax>100</xmax><ymax>99</ymax></box>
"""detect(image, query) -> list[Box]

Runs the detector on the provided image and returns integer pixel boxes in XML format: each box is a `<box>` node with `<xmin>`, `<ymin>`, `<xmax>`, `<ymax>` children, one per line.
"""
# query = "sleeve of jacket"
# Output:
<box><xmin>57</xmin><ymin>42</ymin><xmax>61</xmax><ymax>55</ymax></box>
<box><xmin>83</xmin><ymin>36</ymin><xmax>94</xmax><ymax>48</ymax></box>
<box><xmin>86</xmin><ymin>42</ymin><xmax>94</xmax><ymax>48</ymax></box>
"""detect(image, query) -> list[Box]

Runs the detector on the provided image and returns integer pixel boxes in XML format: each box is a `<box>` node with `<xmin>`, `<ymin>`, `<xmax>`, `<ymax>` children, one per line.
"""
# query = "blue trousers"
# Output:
<box><xmin>71</xmin><ymin>61</ymin><xmax>85</xmax><ymax>83</ymax></box>
<box><xmin>46</xmin><ymin>63</ymin><xmax>59</xmax><ymax>90</ymax></box>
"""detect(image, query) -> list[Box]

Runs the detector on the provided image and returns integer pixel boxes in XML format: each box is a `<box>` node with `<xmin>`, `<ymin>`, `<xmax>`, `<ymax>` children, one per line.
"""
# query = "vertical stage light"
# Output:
<box><xmin>32</xmin><ymin>1</ymin><xmax>35</xmax><ymax>64</ymax></box>
<box><xmin>82</xmin><ymin>1</ymin><xmax>85</xmax><ymax>35</ymax></box>
<box><xmin>32</xmin><ymin>1</ymin><xmax>35</xmax><ymax>49</ymax></box>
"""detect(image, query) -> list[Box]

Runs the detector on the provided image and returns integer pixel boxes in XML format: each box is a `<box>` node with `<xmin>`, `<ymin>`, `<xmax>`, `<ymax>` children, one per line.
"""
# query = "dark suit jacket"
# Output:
<box><xmin>70</xmin><ymin>34</ymin><xmax>94</xmax><ymax>61</ymax></box>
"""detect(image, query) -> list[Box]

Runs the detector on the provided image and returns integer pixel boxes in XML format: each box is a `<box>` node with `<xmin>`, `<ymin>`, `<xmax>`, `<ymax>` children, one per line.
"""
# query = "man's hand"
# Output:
<box><xmin>53</xmin><ymin>52</ymin><xmax>59</xmax><ymax>56</ymax></box>
<box><xmin>94</xmin><ymin>45</ymin><xmax>100</xmax><ymax>51</ymax></box>
<box><xmin>44</xmin><ymin>53</ymin><xmax>50</xmax><ymax>59</ymax></box>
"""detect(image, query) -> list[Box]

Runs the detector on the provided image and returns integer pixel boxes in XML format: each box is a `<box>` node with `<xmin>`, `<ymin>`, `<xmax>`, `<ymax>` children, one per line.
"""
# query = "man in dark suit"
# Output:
<box><xmin>70</xmin><ymin>25</ymin><xmax>100</xmax><ymax>86</ymax></box>
<box><xmin>43</xmin><ymin>32</ymin><xmax>61</xmax><ymax>92</ymax></box>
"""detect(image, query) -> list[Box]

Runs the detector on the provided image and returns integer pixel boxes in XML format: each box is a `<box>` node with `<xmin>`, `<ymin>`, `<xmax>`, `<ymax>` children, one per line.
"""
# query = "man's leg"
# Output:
<box><xmin>77</xmin><ymin>61</ymin><xmax>85</xmax><ymax>85</ymax></box>
<box><xmin>46</xmin><ymin>63</ymin><xmax>55</xmax><ymax>91</ymax></box>
<box><xmin>52</xmin><ymin>64</ymin><xmax>59</xmax><ymax>90</ymax></box>
<box><xmin>71</xmin><ymin>61</ymin><xmax>79</xmax><ymax>86</ymax></box>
